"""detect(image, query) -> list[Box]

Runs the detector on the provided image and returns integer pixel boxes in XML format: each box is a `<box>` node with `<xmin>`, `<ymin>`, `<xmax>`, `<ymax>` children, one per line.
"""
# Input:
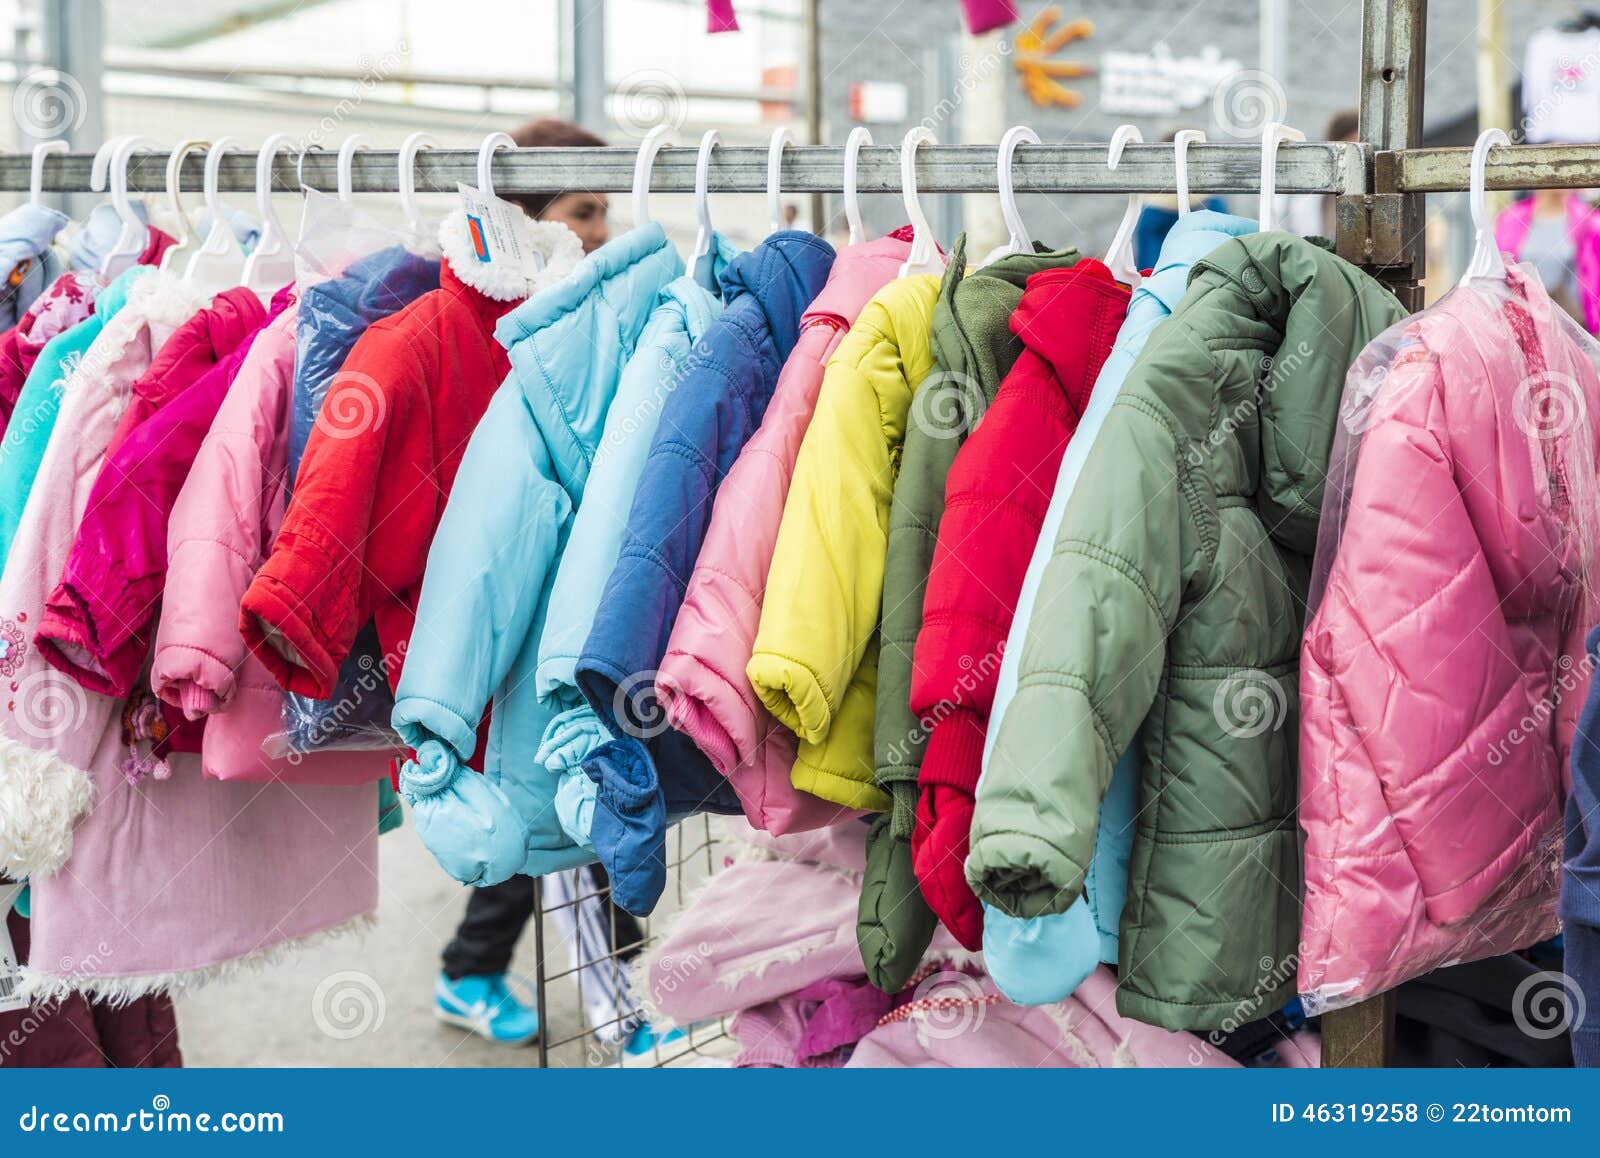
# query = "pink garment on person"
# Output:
<box><xmin>0</xmin><ymin>272</ymin><xmax>377</xmax><ymax>1001</ymax></box>
<box><xmin>707</xmin><ymin>0</ymin><xmax>738</xmax><ymax>31</ymax></box>
<box><xmin>1495</xmin><ymin>194</ymin><xmax>1600</xmax><ymax>334</ymax></box>
<box><xmin>35</xmin><ymin>288</ymin><xmax>283</xmax><ymax>699</ymax></box>
<box><xmin>655</xmin><ymin>230</ymin><xmax>913</xmax><ymax>834</ymax></box>
<box><xmin>961</xmin><ymin>0</ymin><xmax>1018</xmax><ymax>34</ymax></box>
<box><xmin>1298</xmin><ymin>266</ymin><xmax>1585</xmax><ymax>1012</ymax></box>
<box><xmin>105</xmin><ymin>284</ymin><xmax>269</xmax><ymax>457</ymax></box>
<box><xmin>151</xmin><ymin>306</ymin><xmax>391</xmax><ymax>784</ymax></box>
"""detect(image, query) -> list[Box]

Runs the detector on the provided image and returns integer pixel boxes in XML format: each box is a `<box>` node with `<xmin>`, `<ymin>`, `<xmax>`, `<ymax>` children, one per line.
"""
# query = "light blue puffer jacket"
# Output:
<box><xmin>533</xmin><ymin>235</ymin><xmax>736</xmax><ymax>846</ymax></box>
<box><xmin>391</xmin><ymin>223</ymin><xmax>683</xmax><ymax>886</ymax></box>
<box><xmin>977</xmin><ymin>211</ymin><xmax>1259</xmax><ymax>1005</ymax></box>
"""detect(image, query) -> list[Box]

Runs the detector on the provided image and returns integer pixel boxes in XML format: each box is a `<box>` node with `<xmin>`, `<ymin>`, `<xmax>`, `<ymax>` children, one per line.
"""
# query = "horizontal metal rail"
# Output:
<box><xmin>0</xmin><ymin>142</ymin><xmax>1369</xmax><ymax>196</ymax></box>
<box><xmin>1395</xmin><ymin>143</ymin><xmax>1600</xmax><ymax>191</ymax></box>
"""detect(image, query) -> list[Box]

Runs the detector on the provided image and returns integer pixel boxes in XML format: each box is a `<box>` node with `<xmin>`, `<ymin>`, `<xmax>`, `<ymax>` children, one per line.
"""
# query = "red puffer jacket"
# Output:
<box><xmin>908</xmin><ymin>260</ymin><xmax>1130</xmax><ymax>948</ymax></box>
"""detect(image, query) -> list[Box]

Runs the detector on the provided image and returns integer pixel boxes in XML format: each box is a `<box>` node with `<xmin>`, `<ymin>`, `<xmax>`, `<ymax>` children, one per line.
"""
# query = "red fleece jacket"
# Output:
<box><xmin>909</xmin><ymin>259</ymin><xmax>1130</xmax><ymax>949</ymax></box>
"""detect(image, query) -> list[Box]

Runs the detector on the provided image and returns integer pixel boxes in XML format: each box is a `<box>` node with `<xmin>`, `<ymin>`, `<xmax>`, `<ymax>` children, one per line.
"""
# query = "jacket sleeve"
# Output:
<box><xmin>390</xmin><ymin>381</ymin><xmax>571</xmax><ymax>885</ymax></box>
<box><xmin>968</xmin><ymin>380</ymin><xmax>1194</xmax><ymax>920</ymax></box>
<box><xmin>150</xmin><ymin>345</ymin><xmax>279</xmax><ymax>716</ymax></box>
<box><xmin>240</xmin><ymin>327</ymin><xmax>424</xmax><ymax>698</ymax></box>
<box><xmin>748</xmin><ymin>330</ymin><xmax>899</xmax><ymax>747</ymax></box>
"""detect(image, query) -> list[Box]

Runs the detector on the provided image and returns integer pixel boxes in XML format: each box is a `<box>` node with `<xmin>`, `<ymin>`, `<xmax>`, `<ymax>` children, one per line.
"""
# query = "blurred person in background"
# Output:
<box><xmin>1495</xmin><ymin>183</ymin><xmax>1600</xmax><ymax>331</ymax></box>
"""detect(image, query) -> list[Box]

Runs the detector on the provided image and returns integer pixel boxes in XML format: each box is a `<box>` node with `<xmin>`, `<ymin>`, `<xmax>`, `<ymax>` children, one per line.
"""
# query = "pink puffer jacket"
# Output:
<box><xmin>655</xmin><ymin>231</ymin><xmax>912</xmax><ymax>833</ymax></box>
<box><xmin>151</xmin><ymin>308</ymin><xmax>390</xmax><ymax>785</ymax></box>
<box><xmin>1298</xmin><ymin>266</ymin><xmax>1585</xmax><ymax>1011</ymax></box>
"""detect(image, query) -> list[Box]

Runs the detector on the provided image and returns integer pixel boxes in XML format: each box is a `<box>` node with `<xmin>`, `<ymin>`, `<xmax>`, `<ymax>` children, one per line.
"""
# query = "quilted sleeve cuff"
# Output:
<box><xmin>965</xmin><ymin>805</ymin><xmax>1086</xmax><ymax>920</ymax></box>
<box><xmin>150</xmin><ymin>642</ymin><xmax>237</xmax><ymax>719</ymax></box>
<box><xmin>745</xmin><ymin>651</ymin><xmax>832</xmax><ymax>745</ymax></box>
<box><xmin>33</xmin><ymin>581</ymin><xmax>147</xmax><ymax>697</ymax></box>
<box><xmin>238</xmin><ymin>546</ymin><xmax>346</xmax><ymax>699</ymax></box>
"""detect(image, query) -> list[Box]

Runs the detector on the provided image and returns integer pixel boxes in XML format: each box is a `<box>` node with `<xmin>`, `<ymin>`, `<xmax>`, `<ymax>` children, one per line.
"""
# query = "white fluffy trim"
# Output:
<box><xmin>437</xmin><ymin>208</ymin><xmax>584</xmax><ymax>301</ymax></box>
<box><xmin>18</xmin><ymin>911</ymin><xmax>378</xmax><ymax>1006</ymax></box>
<box><xmin>125</xmin><ymin>267</ymin><xmax>213</xmax><ymax>329</ymax></box>
<box><xmin>0</xmin><ymin>733</ymin><xmax>94</xmax><ymax>880</ymax></box>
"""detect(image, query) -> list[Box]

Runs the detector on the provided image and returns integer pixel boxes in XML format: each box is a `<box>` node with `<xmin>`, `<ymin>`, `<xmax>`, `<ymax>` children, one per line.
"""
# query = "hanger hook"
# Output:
<box><xmin>255</xmin><ymin>133</ymin><xmax>295</xmax><ymax>238</ymax></box>
<box><xmin>200</xmin><ymin>136</ymin><xmax>238</xmax><ymax>228</ymax></box>
<box><xmin>1173</xmin><ymin>129</ymin><xmax>1206</xmax><ymax>218</ymax></box>
<box><xmin>398</xmin><ymin>132</ymin><xmax>436</xmax><ymax>232</ymax></box>
<box><xmin>1103</xmin><ymin>125</ymin><xmax>1144</xmax><ymax>287</ymax></box>
<box><xmin>1463</xmin><ymin>127</ymin><xmax>1511</xmax><ymax>284</ymax></box>
<box><xmin>337</xmin><ymin>133</ymin><xmax>369</xmax><ymax>205</ymax></box>
<box><xmin>767</xmin><ymin>126</ymin><xmax>796</xmax><ymax>235</ymax></box>
<box><xmin>689</xmin><ymin>129</ymin><xmax>721</xmax><ymax>280</ymax></box>
<box><xmin>160</xmin><ymin>139</ymin><xmax>209</xmax><ymax>262</ymax></box>
<box><xmin>898</xmin><ymin>126</ymin><xmax>944</xmax><ymax>278</ymax></box>
<box><xmin>997</xmin><ymin>124</ymin><xmax>1041</xmax><ymax>254</ymax></box>
<box><xmin>111</xmin><ymin>136</ymin><xmax>159</xmax><ymax>222</ymax></box>
<box><xmin>843</xmin><ymin>126</ymin><xmax>873</xmax><ymax>246</ymax></box>
<box><xmin>295</xmin><ymin>142</ymin><xmax>323</xmax><ymax>192</ymax></box>
<box><xmin>90</xmin><ymin>135</ymin><xmax>133</xmax><ymax>194</ymax></box>
<box><xmin>1258</xmin><ymin>122</ymin><xmax>1305</xmax><ymax>232</ymax></box>
<box><xmin>29</xmin><ymin>139</ymin><xmax>68</xmax><ymax>206</ymax></box>
<box><xmin>477</xmin><ymin>131</ymin><xmax>516</xmax><ymax>199</ymax></box>
<box><xmin>631</xmin><ymin>125</ymin><xmax>671</xmax><ymax>228</ymax></box>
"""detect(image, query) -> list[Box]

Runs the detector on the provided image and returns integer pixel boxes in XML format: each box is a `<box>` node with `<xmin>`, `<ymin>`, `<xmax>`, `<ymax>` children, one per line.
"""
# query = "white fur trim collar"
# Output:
<box><xmin>0</xmin><ymin>734</ymin><xmax>95</xmax><ymax>879</ymax></box>
<box><xmin>437</xmin><ymin>208</ymin><xmax>584</xmax><ymax>302</ymax></box>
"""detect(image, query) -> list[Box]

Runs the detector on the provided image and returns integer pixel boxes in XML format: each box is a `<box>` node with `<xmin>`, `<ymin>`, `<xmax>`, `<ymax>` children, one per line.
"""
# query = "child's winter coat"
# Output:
<box><xmin>391</xmin><ymin>224</ymin><xmax>679</xmax><ymax>888</ymax></box>
<box><xmin>655</xmin><ymin>230</ymin><xmax>914</xmax><ymax>836</ymax></box>
<box><xmin>239</xmin><ymin>212</ymin><xmax>582</xmax><ymax>701</ymax></box>
<box><xmin>575</xmin><ymin>232</ymin><xmax>835</xmax><ymax>914</ymax></box>
<box><xmin>747</xmin><ymin>273</ymin><xmax>941</xmax><ymax>811</ymax></box>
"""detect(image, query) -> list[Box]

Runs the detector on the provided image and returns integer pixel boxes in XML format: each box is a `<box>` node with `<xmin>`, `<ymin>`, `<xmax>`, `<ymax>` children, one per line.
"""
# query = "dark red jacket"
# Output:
<box><xmin>909</xmin><ymin>259</ymin><xmax>1130</xmax><ymax>949</ymax></box>
<box><xmin>239</xmin><ymin>258</ymin><xmax>521</xmax><ymax>700</ymax></box>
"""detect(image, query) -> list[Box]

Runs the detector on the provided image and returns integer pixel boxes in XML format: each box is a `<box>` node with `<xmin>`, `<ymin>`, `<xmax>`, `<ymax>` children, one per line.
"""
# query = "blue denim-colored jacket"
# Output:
<box><xmin>573</xmin><ymin>231</ymin><xmax>835</xmax><ymax>914</ymax></box>
<box><xmin>980</xmin><ymin>211</ymin><xmax>1259</xmax><ymax>1005</ymax></box>
<box><xmin>0</xmin><ymin>203</ymin><xmax>69</xmax><ymax>331</ymax></box>
<box><xmin>392</xmin><ymin>224</ymin><xmax>683</xmax><ymax>887</ymax></box>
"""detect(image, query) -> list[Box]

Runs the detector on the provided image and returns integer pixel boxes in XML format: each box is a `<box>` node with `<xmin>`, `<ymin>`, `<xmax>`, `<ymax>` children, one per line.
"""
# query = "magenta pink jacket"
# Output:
<box><xmin>655</xmin><ymin>231</ymin><xmax>911</xmax><ymax>833</ymax></box>
<box><xmin>1298</xmin><ymin>267</ymin><xmax>1581</xmax><ymax>1011</ymax></box>
<box><xmin>150</xmin><ymin>307</ymin><xmax>389</xmax><ymax>785</ymax></box>
<box><xmin>1495</xmin><ymin>194</ymin><xmax>1600</xmax><ymax>333</ymax></box>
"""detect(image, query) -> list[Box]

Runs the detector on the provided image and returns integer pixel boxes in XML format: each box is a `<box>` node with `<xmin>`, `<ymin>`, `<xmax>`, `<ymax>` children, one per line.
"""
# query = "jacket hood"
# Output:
<box><xmin>496</xmin><ymin>222</ymin><xmax>686</xmax><ymax>494</ymax></box>
<box><xmin>715</xmin><ymin>230</ymin><xmax>835</xmax><ymax>365</ymax></box>
<box><xmin>932</xmin><ymin>234</ymin><xmax>1082</xmax><ymax>395</ymax></box>
<box><xmin>437</xmin><ymin>207</ymin><xmax>584</xmax><ymax>303</ymax></box>
<box><xmin>0</xmin><ymin>202</ymin><xmax>68</xmax><ymax>272</ymax></box>
<box><xmin>1009</xmin><ymin>259</ymin><xmax>1134</xmax><ymax>415</ymax></box>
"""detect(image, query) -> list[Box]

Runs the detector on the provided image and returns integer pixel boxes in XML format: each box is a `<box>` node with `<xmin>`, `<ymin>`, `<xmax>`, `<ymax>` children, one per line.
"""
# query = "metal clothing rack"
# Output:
<box><xmin>0</xmin><ymin>0</ymin><xmax>1582</xmax><ymax>1071</ymax></box>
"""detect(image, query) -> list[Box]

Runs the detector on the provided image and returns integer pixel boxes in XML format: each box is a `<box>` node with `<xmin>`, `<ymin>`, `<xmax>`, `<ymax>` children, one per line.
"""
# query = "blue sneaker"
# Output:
<box><xmin>433</xmin><ymin>973</ymin><xmax>539</xmax><ymax>1047</ymax></box>
<box><xmin>613</xmin><ymin>1020</ymin><xmax>689</xmax><ymax>1066</ymax></box>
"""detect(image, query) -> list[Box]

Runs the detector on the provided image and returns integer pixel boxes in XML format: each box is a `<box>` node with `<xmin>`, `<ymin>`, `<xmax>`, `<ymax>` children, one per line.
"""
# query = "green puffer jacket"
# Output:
<box><xmin>968</xmin><ymin>233</ymin><xmax>1405</xmax><ymax>1030</ymax></box>
<box><xmin>858</xmin><ymin>236</ymin><xmax>1081</xmax><ymax>992</ymax></box>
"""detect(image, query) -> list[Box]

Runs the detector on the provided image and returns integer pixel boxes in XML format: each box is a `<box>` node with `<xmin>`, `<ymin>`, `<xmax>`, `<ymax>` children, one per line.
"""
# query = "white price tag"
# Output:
<box><xmin>457</xmin><ymin>183</ymin><xmax>545</xmax><ymax>273</ymax></box>
<box><xmin>0</xmin><ymin>883</ymin><xmax>24</xmax><ymax>1013</ymax></box>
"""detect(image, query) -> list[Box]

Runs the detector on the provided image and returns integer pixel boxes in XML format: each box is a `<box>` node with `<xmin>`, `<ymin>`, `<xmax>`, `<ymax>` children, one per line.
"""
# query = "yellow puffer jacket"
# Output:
<box><xmin>747</xmin><ymin>273</ymin><xmax>940</xmax><ymax>809</ymax></box>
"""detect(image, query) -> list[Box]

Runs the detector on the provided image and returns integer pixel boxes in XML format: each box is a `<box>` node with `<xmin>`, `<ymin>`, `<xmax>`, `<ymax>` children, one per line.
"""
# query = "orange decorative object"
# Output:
<box><xmin>1014</xmin><ymin>7</ymin><xmax>1094</xmax><ymax>109</ymax></box>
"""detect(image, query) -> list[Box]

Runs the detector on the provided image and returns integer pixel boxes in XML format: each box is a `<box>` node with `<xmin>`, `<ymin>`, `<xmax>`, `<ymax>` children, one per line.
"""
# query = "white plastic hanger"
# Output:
<box><xmin>183</xmin><ymin>136</ymin><xmax>246</xmax><ymax>292</ymax></box>
<box><xmin>240</xmin><ymin>134</ymin><xmax>298</xmax><ymax>298</ymax></box>
<box><xmin>397</xmin><ymin>131</ymin><xmax>436</xmax><ymax>242</ymax></box>
<box><xmin>1103</xmin><ymin>125</ymin><xmax>1143</xmax><ymax>288</ymax></box>
<box><xmin>632</xmin><ymin>125</ymin><xmax>671</xmax><ymax>229</ymax></box>
<box><xmin>1461</xmin><ymin>127</ymin><xmax>1511</xmax><ymax>285</ymax></box>
<box><xmin>28</xmin><ymin>139</ymin><xmax>68</xmax><ymax>207</ymax></box>
<box><xmin>1173</xmin><ymin>129</ymin><xmax>1206</xmax><ymax>218</ymax></box>
<box><xmin>689</xmin><ymin>129</ymin><xmax>721</xmax><ymax>284</ymax></box>
<box><xmin>898</xmin><ymin>127</ymin><xmax>946</xmax><ymax>279</ymax></box>
<box><xmin>843</xmin><ymin>127</ymin><xmax>872</xmax><ymax>246</ymax></box>
<box><xmin>977</xmin><ymin>125</ymin><xmax>1041</xmax><ymax>268</ymax></box>
<box><xmin>336</xmin><ymin>133</ymin><xmax>369</xmax><ymax>206</ymax></box>
<box><xmin>98</xmin><ymin>135</ymin><xmax>158</xmax><ymax>280</ymax></box>
<box><xmin>158</xmin><ymin>139</ymin><xmax>209</xmax><ymax>274</ymax></box>
<box><xmin>1258</xmin><ymin>121</ymin><xmax>1306</xmax><ymax>232</ymax></box>
<box><xmin>476</xmin><ymin>131</ymin><xmax>515</xmax><ymax>199</ymax></box>
<box><xmin>767</xmin><ymin>126</ymin><xmax>795</xmax><ymax>235</ymax></box>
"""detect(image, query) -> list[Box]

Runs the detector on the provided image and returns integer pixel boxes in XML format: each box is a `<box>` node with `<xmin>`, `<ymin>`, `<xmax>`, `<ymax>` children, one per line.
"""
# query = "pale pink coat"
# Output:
<box><xmin>1298</xmin><ymin>266</ymin><xmax>1584</xmax><ymax>1012</ymax></box>
<box><xmin>151</xmin><ymin>308</ymin><xmax>394</xmax><ymax>785</ymax></box>
<box><xmin>655</xmin><ymin>233</ymin><xmax>911</xmax><ymax>833</ymax></box>
<box><xmin>0</xmin><ymin>281</ymin><xmax>378</xmax><ymax>1000</ymax></box>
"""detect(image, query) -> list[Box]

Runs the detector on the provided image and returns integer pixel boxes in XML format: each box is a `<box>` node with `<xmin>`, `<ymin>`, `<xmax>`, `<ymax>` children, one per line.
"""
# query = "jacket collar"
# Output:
<box><xmin>714</xmin><ymin>230</ymin><xmax>835</xmax><ymax>364</ymax></box>
<box><xmin>802</xmin><ymin>229</ymin><xmax>915</xmax><ymax>329</ymax></box>
<box><xmin>436</xmin><ymin>208</ymin><xmax>584</xmax><ymax>312</ymax></box>
<box><xmin>1010</xmin><ymin>259</ymin><xmax>1133</xmax><ymax>414</ymax></box>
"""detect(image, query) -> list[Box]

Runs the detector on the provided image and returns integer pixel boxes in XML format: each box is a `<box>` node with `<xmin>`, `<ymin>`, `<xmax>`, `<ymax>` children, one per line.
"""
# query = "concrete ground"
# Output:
<box><xmin>174</xmin><ymin>819</ymin><xmax>733</xmax><ymax>1068</ymax></box>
